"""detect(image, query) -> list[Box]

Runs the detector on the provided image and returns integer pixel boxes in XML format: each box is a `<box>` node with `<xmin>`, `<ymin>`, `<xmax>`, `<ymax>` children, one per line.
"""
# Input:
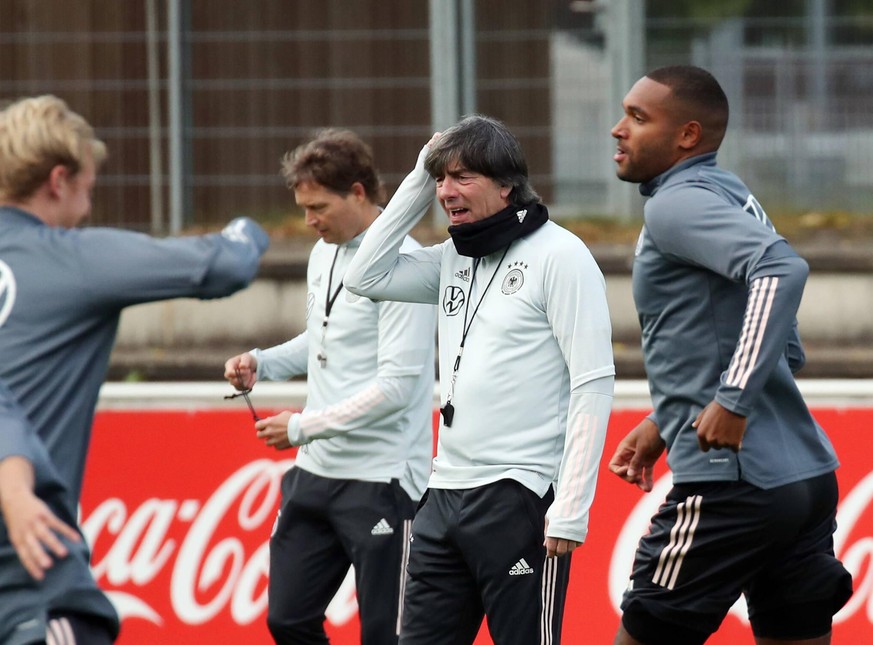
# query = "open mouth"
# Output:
<box><xmin>448</xmin><ymin>207</ymin><xmax>470</xmax><ymax>222</ymax></box>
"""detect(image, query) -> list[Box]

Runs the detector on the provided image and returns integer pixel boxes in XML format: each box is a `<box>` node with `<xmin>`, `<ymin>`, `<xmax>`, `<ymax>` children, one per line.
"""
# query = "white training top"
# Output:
<box><xmin>345</xmin><ymin>146</ymin><xmax>615</xmax><ymax>543</ymax></box>
<box><xmin>252</xmin><ymin>230</ymin><xmax>436</xmax><ymax>501</ymax></box>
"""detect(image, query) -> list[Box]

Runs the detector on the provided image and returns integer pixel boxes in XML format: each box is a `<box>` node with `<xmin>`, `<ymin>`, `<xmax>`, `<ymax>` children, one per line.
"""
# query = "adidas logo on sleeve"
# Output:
<box><xmin>370</xmin><ymin>518</ymin><xmax>395</xmax><ymax>535</ymax></box>
<box><xmin>508</xmin><ymin>558</ymin><xmax>534</xmax><ymax>576</ymax></box>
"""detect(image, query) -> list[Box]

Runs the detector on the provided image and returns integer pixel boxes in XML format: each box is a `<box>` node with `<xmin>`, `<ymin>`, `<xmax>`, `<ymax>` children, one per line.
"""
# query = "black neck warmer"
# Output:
<box><xmin>448</xmin><ymin>202</ymin><xmax>549</xmax><ymax>258</ymax></box>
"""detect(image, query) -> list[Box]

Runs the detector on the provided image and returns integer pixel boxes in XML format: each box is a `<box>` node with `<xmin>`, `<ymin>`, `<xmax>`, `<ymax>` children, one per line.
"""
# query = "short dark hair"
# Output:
<box><xmin>424</xmin><ymin>114</ymin><xmax>540</xmax><ymax>205</ymax></box>
<box><xmin>646</xmin><ymin>65</ymin><xmax>729</xmax><ymax>147</ymax></box>
<box><xmin>281</xmin><ymin>128</ymin><xmax>385</xmax><ymax>203</ymax></box>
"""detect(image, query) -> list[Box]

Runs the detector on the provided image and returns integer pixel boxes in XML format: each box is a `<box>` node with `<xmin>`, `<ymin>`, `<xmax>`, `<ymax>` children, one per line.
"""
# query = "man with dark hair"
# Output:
<box><xmin>344</xmin><ymin>115</ymin><xmax>615</xmax><ymax>644</ymax></box>
<box><xmin>608</xmin><ymin>65</ymin><xmax>852</xmax><ymax>645</ymax></box>
<box><xmin>224</xmin><ymin>128</ymin><xmax>435</xmax><ymax>645</ymax></box>
<box><xmin>0</xmin><ymin>94</ymin><xmax>268</xmax><ymax>644</ymax></box>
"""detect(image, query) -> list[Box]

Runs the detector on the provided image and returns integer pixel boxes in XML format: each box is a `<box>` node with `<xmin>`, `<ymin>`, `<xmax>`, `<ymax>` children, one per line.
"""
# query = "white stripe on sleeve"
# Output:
<box><xmin>726</xmin><ymin>276</ymin><xmax>779</xmax><ymax>389</ymax></box>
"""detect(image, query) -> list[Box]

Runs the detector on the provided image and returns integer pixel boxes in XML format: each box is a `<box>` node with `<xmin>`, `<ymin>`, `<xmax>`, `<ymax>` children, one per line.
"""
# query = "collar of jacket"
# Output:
<box><xmin>448</xmin><ymin>202</ymin><xmax>549</xmax><ymax>258</ymax></box>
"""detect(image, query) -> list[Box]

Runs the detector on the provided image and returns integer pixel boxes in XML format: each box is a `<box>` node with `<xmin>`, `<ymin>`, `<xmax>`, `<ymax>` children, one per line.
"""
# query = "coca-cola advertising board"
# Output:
<box><xmin>81</xmin><ymin>384</ymin><xmax>873</xmax><ymax>644</ymax></box>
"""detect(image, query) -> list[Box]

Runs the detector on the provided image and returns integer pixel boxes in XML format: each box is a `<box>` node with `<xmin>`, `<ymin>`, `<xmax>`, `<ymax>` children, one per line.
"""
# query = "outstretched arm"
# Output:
<box><xmin>76</xmin><ymin>216</ymin><xmax>270</xmax><ymax>307</ymax></box>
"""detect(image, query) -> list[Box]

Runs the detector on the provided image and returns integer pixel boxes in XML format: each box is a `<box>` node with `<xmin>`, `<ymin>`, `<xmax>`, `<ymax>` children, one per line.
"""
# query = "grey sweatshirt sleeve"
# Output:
<box><xmin>0</xmin><ymin>382</ymin><xmax>34</xmax><ymax>465</ymax></box>
<box><xmin>0</xmin><ymin>382</ymin><xmax>64</xmax><ymax>494</ymax></box>
<box><xmin>72</xmin><ymin>216</ymin><xmax>269</xmax><ymax>307</ymax></box>
<box><xmin>646</xmin><ymin>185</ymin><xmax>808</xmax><ymax>416</ymax></box>
<box><xmin>717</xmin><ymin>241</ymin><xmax>808</xmax><ymax>414</ymax></box>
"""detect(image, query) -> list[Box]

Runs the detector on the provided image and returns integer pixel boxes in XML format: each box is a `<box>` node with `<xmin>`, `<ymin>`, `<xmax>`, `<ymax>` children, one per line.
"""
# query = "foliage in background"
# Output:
<box><xmin>258</xmin><ymin>207</ymin><xmax>873</xmax><ymax>250</ymax></box>
<box><xmin>649</xmin><ymin>0</ymin><xmax>872</xmax><ymax>20</ymax></box>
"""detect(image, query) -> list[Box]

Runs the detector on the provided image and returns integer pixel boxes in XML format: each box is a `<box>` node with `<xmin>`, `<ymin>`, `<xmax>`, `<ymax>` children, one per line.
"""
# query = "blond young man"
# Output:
<box><xmin>0</xmin><ymin>95</ymin><xmax>268</xmax><ymax>644</ymax></box>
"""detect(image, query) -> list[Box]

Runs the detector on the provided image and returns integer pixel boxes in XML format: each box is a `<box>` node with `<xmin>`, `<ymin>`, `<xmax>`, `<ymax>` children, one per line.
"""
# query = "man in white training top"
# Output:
<box><xmin>224</xmin><ymin>129</ymin><xmax>435</xmax><ymax>645</ymax></box>
<box><xmin>344</xmin><ymin>115</ymin><xmax>614</xmax><ymax>645</ymax></box>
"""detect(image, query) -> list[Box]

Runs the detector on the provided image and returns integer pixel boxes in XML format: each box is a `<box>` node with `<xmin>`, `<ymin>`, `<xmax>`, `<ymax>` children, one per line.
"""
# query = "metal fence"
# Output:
<box><xmin>1</xmin><ymin>0</ymin><xmax>871</xmax><ymax>232</ymax></box>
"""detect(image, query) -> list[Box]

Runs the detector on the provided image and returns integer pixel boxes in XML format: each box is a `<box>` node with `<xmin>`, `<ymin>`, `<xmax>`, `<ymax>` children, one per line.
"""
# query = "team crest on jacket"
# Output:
<box><xmin>0</xmin><ymin>260</ymin><xmax>16</xmax><ymax>328</ymax></box>
<box><xmin>501</xmin><ymin>261</ymin><xmax>527</xmax><ymax>295</ymax></box>
<box><xmin>442</xmin><ymin>285</ymin><xmax>465</xmax><ymax>316</ymax></box>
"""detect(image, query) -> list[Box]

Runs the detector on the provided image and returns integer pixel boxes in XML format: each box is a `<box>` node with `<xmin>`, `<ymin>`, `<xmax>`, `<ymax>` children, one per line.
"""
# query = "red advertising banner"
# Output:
<box><xmin>81</xmin><ymin>407</ymin><xmax>873</xmax><ymax>644</ymax></box>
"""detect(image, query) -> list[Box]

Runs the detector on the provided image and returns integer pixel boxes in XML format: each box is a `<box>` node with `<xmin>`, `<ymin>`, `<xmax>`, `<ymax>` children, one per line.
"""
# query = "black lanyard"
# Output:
<box><xmin>440</xmin><ymin>244</ymin><xmax>511</xmax><ymax>427</ymax></box>
<box><xmin>316</xmin><ymin>247</ymin><xmax>344</xmax><ymax>367</ymax></box>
